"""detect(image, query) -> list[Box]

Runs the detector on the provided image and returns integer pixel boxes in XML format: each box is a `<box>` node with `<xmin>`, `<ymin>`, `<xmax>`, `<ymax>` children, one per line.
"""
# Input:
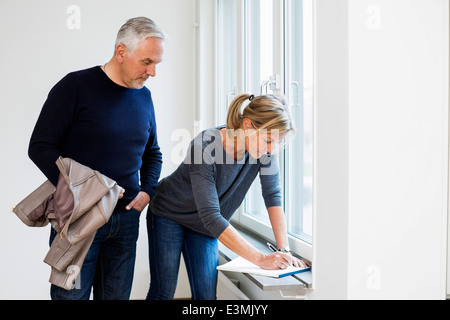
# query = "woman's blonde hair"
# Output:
<box><xmin>226</xmin><ymin>93</ymin><xmax>295</xmax><ymax>135</ymax></box>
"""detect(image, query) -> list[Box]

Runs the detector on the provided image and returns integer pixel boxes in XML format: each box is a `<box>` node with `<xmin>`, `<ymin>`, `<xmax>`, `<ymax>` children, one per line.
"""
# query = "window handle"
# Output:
<box><xmin>291</xmin><ymin>81</ymin><xmax>302</xmax><ymax>109</ymax></box>
<box><xmin>261</xmin><ymin>75</ymin><xmax>281</xmax><ymax>94</ymax></box>
<box><xmin>261</xmin><ymin>80</ymin><xmax>269</xmax><ymax>94</ymax></box>
<box><xmin>227</xmin><ymin>89</ymin><xmax>236</xmax><ymax>107</ymax></box>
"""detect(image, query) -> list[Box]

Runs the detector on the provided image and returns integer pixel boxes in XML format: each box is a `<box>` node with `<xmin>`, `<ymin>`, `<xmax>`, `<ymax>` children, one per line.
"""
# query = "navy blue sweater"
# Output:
<box><xmin>29</xmin><ymin>66</ymin><xmax>162</xmax><ymax>204</ymax></box>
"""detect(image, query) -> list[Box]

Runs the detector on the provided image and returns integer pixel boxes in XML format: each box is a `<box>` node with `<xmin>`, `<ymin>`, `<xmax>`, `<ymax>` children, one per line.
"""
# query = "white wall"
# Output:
<box><xmin>347</xmin><ymin>0</ymin><xmax>448</xmax><ymax>299</ymax></box>
<box><xmin>0</xmin><ymin>0</ymin><xmax>197</xmax><ymax>299</ymax></box>
<box><xmin>311</xmin><ymin>0</ymin><xmax>448</xmax><ymax>299</ymax></box>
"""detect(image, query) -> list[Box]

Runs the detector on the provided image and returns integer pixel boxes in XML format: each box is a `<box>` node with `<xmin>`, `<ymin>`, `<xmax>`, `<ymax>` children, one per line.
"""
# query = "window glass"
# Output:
<box><xmin>243</xmin><ymin>0</ymin><xmax>275</xmax><ymax>226</ymax></box>
<box><xmin>217</xmin><ymin>0</ymin><xmax>238</xmax><ymax>125</ymax></box>
<box><xmin>284</xmin><ymin>0</ymin><xmax>314</xmax><ymax>243</ymax></box>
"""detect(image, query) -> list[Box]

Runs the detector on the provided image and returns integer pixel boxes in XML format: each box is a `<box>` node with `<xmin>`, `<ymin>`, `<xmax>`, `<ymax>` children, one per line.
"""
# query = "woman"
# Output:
<box><xmin>146</xmin><ymin>93</ymin><xmax>310</xmax><ymax>300</ymax></box>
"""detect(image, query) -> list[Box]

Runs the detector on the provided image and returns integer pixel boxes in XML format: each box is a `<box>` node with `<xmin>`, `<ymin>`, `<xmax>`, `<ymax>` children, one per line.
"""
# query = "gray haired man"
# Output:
<box><xmin>28</xmin><ymin>17</ymin><xmax>165</xmax><ymax>300</ymax></box>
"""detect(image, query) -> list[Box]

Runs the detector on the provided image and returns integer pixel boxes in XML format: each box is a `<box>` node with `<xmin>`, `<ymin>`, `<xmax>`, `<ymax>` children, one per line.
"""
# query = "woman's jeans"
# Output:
<box><xmin>49</xmin><ymin>206</ymin><xmax>141</xmax><ymax>300</ymax></box>
<box><xmin>146</xmin><ymin>210</ymin><xmax>218</xmax><ymax>300</ymax></box>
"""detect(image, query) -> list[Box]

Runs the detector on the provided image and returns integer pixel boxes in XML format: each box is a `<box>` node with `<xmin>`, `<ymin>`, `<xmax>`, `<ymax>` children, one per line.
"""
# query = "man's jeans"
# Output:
<box><xmin>146</xmin><ymin>210</ymin><xmax>218</xmax><ymax>300</ymax></box>
<box><xmin>49</xmin><ymin>206</ymin><xmax>141</xmax><ymax>300</ymax></box>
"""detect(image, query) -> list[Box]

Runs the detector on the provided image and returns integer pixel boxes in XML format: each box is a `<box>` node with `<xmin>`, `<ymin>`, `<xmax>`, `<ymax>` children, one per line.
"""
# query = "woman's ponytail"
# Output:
<box><xmin>226</xmin><ymin>93</ymin><xmax>253</xmax><ymax>130</ymax></box>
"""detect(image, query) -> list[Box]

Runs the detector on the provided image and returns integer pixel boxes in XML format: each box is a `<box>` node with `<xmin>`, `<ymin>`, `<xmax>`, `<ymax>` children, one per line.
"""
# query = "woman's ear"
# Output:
<box><xmin>242</xmin><ymin>118</ymin><xmax>254</xmax><ymax>131</ymax></box>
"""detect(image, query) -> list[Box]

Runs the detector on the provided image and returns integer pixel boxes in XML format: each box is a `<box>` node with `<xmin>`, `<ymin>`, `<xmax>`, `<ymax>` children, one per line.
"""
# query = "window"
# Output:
<box><xmin>217</xmin><ymin>0</ymin><xmax>238</xmax><ymax>126</ymax></box>
<box><xmin>216</xmin><ymin>0</ymin><xmax>314</xmax><ymax>260</ymax></box>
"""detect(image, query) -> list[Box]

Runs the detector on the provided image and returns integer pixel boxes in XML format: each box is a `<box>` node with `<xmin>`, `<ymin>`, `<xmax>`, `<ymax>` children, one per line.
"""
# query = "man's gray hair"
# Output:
<box><xmin>115</xmin><ymin>17</ymin><xmax>166</xmax><ymax>54</ymax></box>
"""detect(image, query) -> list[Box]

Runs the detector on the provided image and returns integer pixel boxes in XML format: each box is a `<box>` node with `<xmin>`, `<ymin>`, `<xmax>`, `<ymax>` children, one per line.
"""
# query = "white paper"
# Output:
<box><xmin>217</xmin><ymin>256</ymin><xmax>310</xmax><ymax>278</ymax></box>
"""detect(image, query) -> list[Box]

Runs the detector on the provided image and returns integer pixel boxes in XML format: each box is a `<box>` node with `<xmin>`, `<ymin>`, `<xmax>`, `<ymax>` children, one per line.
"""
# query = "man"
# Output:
<box><xmin>28</xmin><ymin>17</ymin><xmax>165</xmax><ymax>300</ymax></box>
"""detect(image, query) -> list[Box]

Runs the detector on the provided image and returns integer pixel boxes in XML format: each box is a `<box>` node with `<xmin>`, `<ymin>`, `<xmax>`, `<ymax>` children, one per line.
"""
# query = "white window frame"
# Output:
<box><xmin>216</xmin><ymin>0</ymin><xmax>314</xmax><ymax>262</ymax></box>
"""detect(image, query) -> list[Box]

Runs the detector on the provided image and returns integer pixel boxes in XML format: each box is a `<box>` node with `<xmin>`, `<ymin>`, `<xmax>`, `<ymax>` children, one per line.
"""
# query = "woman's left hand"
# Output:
<box><xmin>290</xmin><ymin>255</ymin><xmax>311</xmax><ymax>268</ymax></box>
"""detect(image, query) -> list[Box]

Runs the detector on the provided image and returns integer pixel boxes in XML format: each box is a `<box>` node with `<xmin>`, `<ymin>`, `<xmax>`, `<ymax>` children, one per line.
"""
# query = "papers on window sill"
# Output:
<box><xmin>217</xmin><ymin>256</ymin><xmax>311</xmax><ymax>278</ymax></box>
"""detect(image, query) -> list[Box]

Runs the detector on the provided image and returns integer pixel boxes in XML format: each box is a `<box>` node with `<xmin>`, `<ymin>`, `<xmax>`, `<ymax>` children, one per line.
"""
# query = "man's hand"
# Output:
<box><xmin>126</xmin><ymin>191</ymin><xmax>150</xmax><ymax>212</ymax></box>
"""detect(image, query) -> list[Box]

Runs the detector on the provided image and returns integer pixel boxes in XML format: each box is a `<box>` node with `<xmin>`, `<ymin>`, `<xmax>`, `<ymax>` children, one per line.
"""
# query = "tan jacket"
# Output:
<box><xmin>14</xmin><ymin>157</ymin><xmax>122</xmax><ymax>290</ymax></box>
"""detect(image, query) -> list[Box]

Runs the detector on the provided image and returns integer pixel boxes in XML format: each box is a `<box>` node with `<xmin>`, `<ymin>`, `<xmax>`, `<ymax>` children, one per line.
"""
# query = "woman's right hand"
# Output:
<box><xmin>256</xmin><ymin>252</ymin><xmax>295</xmax><ymax>270</ymax></box>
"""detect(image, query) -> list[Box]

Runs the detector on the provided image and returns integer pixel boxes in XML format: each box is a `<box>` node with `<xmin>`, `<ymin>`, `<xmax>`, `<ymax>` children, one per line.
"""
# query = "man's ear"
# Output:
<box><xmin>115</xmin><ymin>44</ymin><xmax>127</xmax><ymax>63</ymax></box>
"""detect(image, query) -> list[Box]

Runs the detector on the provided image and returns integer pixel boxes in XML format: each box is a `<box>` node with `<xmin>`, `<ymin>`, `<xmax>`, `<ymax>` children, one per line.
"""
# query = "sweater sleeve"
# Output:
<box><xmin>28</xmin><ymin>73</ymin><xmax>79</xmax><ymax>185</ymax></box>
<box><xmin>188</xmin><ymin>144</ymin><xmax>230</xmax><ymax>238</ymax></box>
<box><xmin>139</xmin><ymin>95</ymin><xmax>163</xmax><ymax>198</ymax></box>
<box><xmin>259</xmin><ymin>153</ymin><xmax>283</xmax><ymax>208</ymax></box>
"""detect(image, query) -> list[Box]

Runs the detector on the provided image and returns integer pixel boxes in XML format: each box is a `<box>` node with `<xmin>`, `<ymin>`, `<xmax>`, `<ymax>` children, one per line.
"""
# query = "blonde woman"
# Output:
<box><xmin>146</xmin><ymin>94</ymin><xmax>310</xmax><ymax>300</ymax></box>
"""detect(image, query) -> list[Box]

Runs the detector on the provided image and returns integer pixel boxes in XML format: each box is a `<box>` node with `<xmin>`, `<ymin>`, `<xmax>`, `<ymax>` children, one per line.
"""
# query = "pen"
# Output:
<box><xmin>267</xmin><ymin>242</ymin><xmax>294</xmax><ymax>267</ymax></box>
<box><xmin>267</xmin><ymin>242</ymin><xmax>278</xmax><ymax>253</ymax></box>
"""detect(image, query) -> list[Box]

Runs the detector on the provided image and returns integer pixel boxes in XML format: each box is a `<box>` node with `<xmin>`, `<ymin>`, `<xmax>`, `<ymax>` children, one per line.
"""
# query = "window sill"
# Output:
<box><xmin>232</xmin><ymin>211</ymin><xmax>313</xmax><ymax>261</ymax></box>
<box><xmin>218</xmin><ymin>222</ymin><xmax>312</xmax><ymax>290</ymax></box>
